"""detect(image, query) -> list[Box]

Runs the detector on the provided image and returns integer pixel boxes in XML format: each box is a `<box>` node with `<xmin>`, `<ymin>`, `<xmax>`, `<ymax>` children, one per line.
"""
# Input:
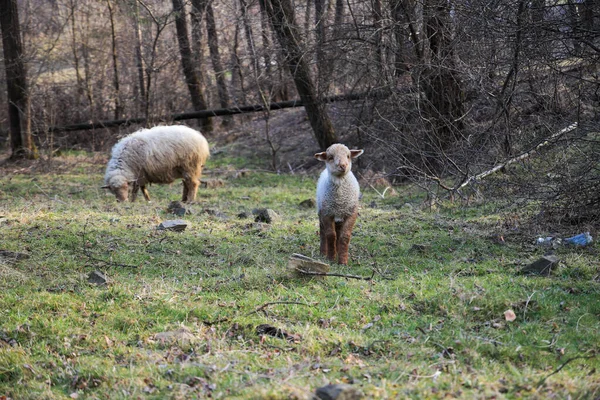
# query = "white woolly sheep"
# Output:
<box><xmin>103</xmin><ymin>125</ymin><xmax>209</xmax><ymax>203</ymax></box>
<box><xmin>315</xmin><ymin>143</ymin><xmax>364</xmax><ymax>265</ymax></box>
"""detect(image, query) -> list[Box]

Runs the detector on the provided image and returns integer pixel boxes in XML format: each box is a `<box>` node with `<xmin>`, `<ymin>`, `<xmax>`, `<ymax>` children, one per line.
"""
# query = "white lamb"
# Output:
<box><xmin>315</xmin><ymin>143</ymin><xmax>364</xmax><ymax>265</ymax></box>
<box><xmin>103</xmin><ymin>125</ymin><xmax>209</xmax><ymax>203</ymax></box>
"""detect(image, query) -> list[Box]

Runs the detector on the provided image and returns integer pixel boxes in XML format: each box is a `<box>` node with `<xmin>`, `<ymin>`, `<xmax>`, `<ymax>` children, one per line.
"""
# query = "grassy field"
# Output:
<box><xmin>0</xmin><ymin>147</ymin><xmax>598</xmax><ymax>399</ymax></box>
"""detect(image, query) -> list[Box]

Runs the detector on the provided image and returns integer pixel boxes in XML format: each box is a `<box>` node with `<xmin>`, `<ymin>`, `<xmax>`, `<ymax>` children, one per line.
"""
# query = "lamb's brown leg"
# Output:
<box><xmin>336</xmin><ymin>210</ymin><xmax>358</xmax><ymax>265</ymax></box>
<box><xmin>319</xmin><ymin>214</ymin><xmax>337</xmax><ymax>261</ymax></box>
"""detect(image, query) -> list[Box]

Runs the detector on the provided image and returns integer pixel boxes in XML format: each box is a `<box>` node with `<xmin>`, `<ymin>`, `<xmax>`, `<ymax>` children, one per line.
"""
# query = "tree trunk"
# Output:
<box><xmin>132</xmin><ymin>0</ymin><xmax>146</xmax><ymax>116</ymax></box>
<box><xmin>106</xmin><ymin>0</ymin><xmax>122</xmax><ymax>120</ymax></box>
<box><xmin>420</xmin><ymin>0</ymin><xmax>464</xmax><ymax>153</ymax></box>
<box><xmin>172</xmin><ymin>0</ymin><xmax>212</xmax><ymax>132</ymax></box>
<box><xmin>258</xmin><ymin>0</ymin><xmax>274</xmax><ymax>91</ymax></box>
<box><xmin>0</xmin><ymin>0</ymin><xmax>37</xmax><ymax>159</ymax></box>
<box><xmin>372</xmin><ymin>0</ymin><xmax>384</xmax><ymax>76</ymax></box>
<box><xmin>264</xmin><ymin>0</ymin><xmax>337</xmax><ymax>149</ymax></box>
<box><xmin>206</xmin><ymin>3</ymin><xmax>230</xmax><ymax>115</ymax></box>
<box><xmin>190</xmin><ymin>0</ymin><xmax>209</xmax><ymax>107</ymax></box>
<box><xmin>314</xmin><ymin>0</ymin><xmax>326</xmax><ymax>89</ymax></box>
<box><xmin>230</xmin><ymin>21</ymin><xmax>247</xmax><ymax>104</ymax></box>
<box><xmin>239</xmin><ymin>0</ymin><xmax>259</xmax><ymax>82</ymax></box>
<box><xmin>68</xmin><ymin>0</ymin><xmax>85</xmax><ymax>118</ymax></box>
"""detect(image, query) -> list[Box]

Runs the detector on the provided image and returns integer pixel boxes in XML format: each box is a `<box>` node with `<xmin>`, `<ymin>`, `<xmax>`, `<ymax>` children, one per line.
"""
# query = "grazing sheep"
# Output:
<box><xmin>315</xmin><ymin>144</ymin><xmax>364</xmax><ymax>264</ymax></box>
<box><xmin>103</xmin><ymin>125</ymin><xmax>209</xmax><ymax>203</ymax></box>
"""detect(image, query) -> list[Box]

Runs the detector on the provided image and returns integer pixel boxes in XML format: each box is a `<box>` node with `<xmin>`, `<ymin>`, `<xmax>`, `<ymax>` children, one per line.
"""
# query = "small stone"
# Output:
<box><xmin>152</xmin><ymin>327</ymin><xmax>197</xmax><ymax>348</ymax></box>
<box><xmin>0</xmin><ymin>250</ymin><xmax>30</xmax><ymax>263</ymax></box>
<box><xmin>204</xmin><ymin>208</ymin><xmax>228</xmax><ymax>219</ymax></box>
<box><xmin>299</xmin><ymin>199</ymin><xmax>316</xmax><ymax>209</ymax></box>
<box><xmin>315</xmin><ymin>383</ymin><xmax>363</xmax><ymax>400</ymax></box>
<box><xmin>288</xmin><ymin>253</ymin><xmax>330</xmax><ymax>279</ymax></box>
<box><xmin>88</xmin><ymin>270</ymin><xmax>108</xmax><ymax>286</ymax></box>
<box><xmin>252</xmin><ymin>208</ymin><xmax>280</xmax><ymax>224</ymax></box>
<box><xmin>157</xmin><ymin>220</ymin><xmax>189</xmax><ymax>232</ymax></box>
<box><xmin>410</xmin><ymin>243</ymin><xmax>430</xmax><ymax>253</ymax></box>
<box><xmin>167</xmin><ymin>201</ymin><xmax>191</xmax><ymax>216</ymax></box>
<box><xmin>237</xmin><ymin>211</ymin><xmax>251</xmax><ymax>219</ymax></box>
<box><xmin>520</xmin><ymin>255</ymin><xmax>559</xmax><ymax>276</ymax></box>
<box><xmin>201</xmin><ymin>179</ymin><xmax>225</xmax><ymax>189</ymax></box>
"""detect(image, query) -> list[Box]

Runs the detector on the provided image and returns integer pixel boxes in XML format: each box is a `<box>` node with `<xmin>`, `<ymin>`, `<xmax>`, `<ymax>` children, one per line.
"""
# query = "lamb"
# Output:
<box><xmin>315</xmin><ymin>143</ymin><xmax>364</xmax><ymax>265</ymax></box>
<box><xmin>102</xmin><ymin>125</ymin><xmax>209</xmax><ymax>203</ymax></box>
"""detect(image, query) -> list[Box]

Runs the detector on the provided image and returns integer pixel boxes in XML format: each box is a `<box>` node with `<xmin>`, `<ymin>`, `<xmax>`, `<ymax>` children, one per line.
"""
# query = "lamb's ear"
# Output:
<box><xmin>350</xmin><ymin>149</ymin><xmax>364</xmax><ymax>159</ymax></box>
<box><xmin>314</xmin><ymin>152</ymin><xmax>328</xmax><ymax>161</ymax></box>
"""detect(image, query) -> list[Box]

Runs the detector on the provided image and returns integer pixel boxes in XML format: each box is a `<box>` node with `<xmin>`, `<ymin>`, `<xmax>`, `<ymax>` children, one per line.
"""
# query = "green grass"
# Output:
<box><xmin>0</xmin><ymin>150</ymin><xmax>599</xmax><ymax>399</ymax></box>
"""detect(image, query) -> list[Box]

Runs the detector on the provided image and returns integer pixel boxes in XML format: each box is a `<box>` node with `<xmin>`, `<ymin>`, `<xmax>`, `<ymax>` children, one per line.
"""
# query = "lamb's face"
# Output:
<box><xmin>315</xmin><ymin>144</ymin><xmax>364</xmax><ymax>177</ymax></box>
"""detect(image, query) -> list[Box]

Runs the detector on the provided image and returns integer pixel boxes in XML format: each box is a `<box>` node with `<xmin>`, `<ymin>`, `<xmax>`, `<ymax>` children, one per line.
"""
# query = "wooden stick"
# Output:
<box><xmin>455</xmin><ymin>122</ymin><xmax>578</xmax><ymax>191</ymax></box>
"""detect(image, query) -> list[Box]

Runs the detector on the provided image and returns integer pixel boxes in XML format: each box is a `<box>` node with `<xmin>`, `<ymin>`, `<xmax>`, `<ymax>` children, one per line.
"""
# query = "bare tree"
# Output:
<box><xmin>106</xmin><ymin>0</ymin><xmax>122</xmax><ymax>120</ymax></box>
<box><xmin>190</xmin><ymin>0</ymin><xmax>210</xmax><ymax>107</ymax></box>
<box><xmin>206</xmin><ymin>2</ymin><xmax>231</xmax><ymax>115</ymax></box>
<box><xmin>131</xmin><ymin>0</ymin><xmax>146</xmax><ymax>116</ymax></box>
<box><xmin>172</xmin><ymin>0</ymin><xmax>212</xmax><ymax>132</ymax></box>
<box><xmin>1</xmin><ymin>0</ymin><xmax>37</xmax><ymax>159</ymax></box>
<box><xmin>264</xmin><ymin>0</ymin><xmax>337</xmax><ymax>149</ymax></box>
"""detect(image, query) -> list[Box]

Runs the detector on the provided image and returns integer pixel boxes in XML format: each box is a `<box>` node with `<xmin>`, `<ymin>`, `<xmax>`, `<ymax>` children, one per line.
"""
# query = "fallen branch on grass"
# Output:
<box><xmin>245</xmin><ymin>301</ymin><xmax>314</xmax><ymax>317</ymax></box>
<box><xmin>203</xmin><ymin>300</ymin><xmax>314</xmax><ymax>326</ymax></box>
<box><xmin>537</xmin><ymin>354</ymin><xmax>596</xmax><ymax>388</ymax></box>
<box><xmin>81</xmin><ymin>220</ymin><xmax>139</xmax><ymax>268</ymax></box>
<box><xmin>294</xmin><ymin>268</ymin><xmax>377</xmax><ymax>281</ymax></box>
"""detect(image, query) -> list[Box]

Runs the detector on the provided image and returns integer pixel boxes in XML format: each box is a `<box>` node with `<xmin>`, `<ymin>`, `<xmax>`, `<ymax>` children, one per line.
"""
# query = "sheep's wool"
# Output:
<box><xmin>316</xmin><ymin>167</ymin><xmax>360</xmax><ymax>222</ymax></box>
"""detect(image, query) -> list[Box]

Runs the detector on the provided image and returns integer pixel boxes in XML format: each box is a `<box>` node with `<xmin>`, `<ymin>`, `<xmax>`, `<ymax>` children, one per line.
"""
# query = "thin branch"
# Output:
<box><xmin>244</xmin><ymin>301</ymin><xmax>313</xmax><ymax>317</ymax></box>
<box><xmin>295</xmin><ymin>268</ymin><xmax>389</xmax><ymax>281</ymax></box>
<box><xmin>203</xmin><ymin>301</ymin><xmax>314</xmax><ymax>326</ymax></box>
<box><xmin>455</xmin><ymin>122</ymin><xmax>578</xmax><ymax>192</ymax></box>
<box><xmin>537</xmin><ymin>354</ymin><xmax>596</xmax><ymax>388</ymax></box>
<box><xmin>81</xmin><ymin>220</ymin><xmax>139</xmax><ymax>268</ymax></box>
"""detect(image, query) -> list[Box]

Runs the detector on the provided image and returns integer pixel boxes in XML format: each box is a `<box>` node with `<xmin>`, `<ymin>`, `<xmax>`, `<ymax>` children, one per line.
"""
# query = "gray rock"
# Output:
<box><xmin>521</xmin><ymin>255</ymin><xmax>559</xmax><ymax>276</ymax></box>
<box><xmin>237</xmin><ymin>211</ymin><xmax>251</xmax><ymax>219</ymax></box>
<box><xmin>204</xmin><ymin>208</ymin><xmax>228</xmax><ymax>219</ymax></box>
<box><xmin>0</xmin><ymin>250</ymin><xmax>30</xmax><ymax>263</ymax></box>
<box><xmin>200</xmin><ymin>179</ymin><xmax>225</xmax><ymax>189</ymax></box>
<box><xmin>299</xmin><ymin>199</ymin><xmax>316</xmax><ymax>209</ymax></box>
<box><xmin>167</xmin><ymin>201</ymin><xmax>191</xmax><ymax>217</ymax></box>
<box><xmin>315</xmin><ymin>384</ymin><xmax>363</xmax><ymax>400</ymax></box>
<box><xmin>88</xmin><ymin>270</ymin><xmax>108</xmax><ymax>286</ymax></box>
<box><xmin>252</xmin><ymin>208</ymin><xmax>280</xmax><ymax>224</ymax></box>
<box><xmin>157</xmin><ymin>220</ymin><xmax>189</xmax><ymax>232</ymax></box>
<box><xmin>152</xmin><ymin>327</ymin><xmax>197</xmax><ymax>348</ymax></box>
<box><xmin>410</xmin><ymin>243</ymin><xmax>430</xmax><ymax>253</ymax></box>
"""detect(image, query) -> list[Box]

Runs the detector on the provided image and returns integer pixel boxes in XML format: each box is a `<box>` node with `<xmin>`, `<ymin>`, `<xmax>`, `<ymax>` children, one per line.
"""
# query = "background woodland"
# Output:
<box><xmin>1</xmin><ymin>0</ymin><xmax>600</xmax><ymax>224</ymax></box>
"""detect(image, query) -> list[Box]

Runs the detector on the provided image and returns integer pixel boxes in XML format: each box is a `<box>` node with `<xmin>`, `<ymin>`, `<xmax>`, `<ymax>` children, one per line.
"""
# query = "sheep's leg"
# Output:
<box><xmin>130</xmin><ymin>183</ymin><xmax>139</xmax><ymax>202</ymax></box>
<box><xmin>335</xmin><ymin>210</ymin><xmax>358</xmax><ymax>265</ymax></box>
<box><xmin>182</xmin><ymin>180</ymin><xmax>189</xmax><ymax>203</ymax></box>
<box><xmin>141</xmin><ymin>186</ymin><xmax>151</xmax><ymax>202</ymax></box>
<box><xmin>319</xmin><ymin>214</ymin><xmax>337</xmax><ymax>262</ymax></box>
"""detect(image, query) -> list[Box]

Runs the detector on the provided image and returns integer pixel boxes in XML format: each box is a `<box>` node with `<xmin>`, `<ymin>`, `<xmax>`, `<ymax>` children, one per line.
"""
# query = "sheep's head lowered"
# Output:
<box><xmin>102</xmin><ymin>175</ymin><xmax>130</xmax><ymax>202</ymax></box>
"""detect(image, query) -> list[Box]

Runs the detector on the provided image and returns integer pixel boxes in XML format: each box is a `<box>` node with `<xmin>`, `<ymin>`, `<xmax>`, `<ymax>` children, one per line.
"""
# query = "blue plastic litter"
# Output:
<box><xmin>564</xmin><ymin>232</ymin><xmax>593</xmax><ymax>247</ymax></box>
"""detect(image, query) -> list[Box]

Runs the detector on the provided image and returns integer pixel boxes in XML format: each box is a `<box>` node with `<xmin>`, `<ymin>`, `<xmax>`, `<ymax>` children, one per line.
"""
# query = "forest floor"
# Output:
<box><xmin>0</xmin><ymin>119</ymin><xmax>599</xmax><ymax>399</ymax></box>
